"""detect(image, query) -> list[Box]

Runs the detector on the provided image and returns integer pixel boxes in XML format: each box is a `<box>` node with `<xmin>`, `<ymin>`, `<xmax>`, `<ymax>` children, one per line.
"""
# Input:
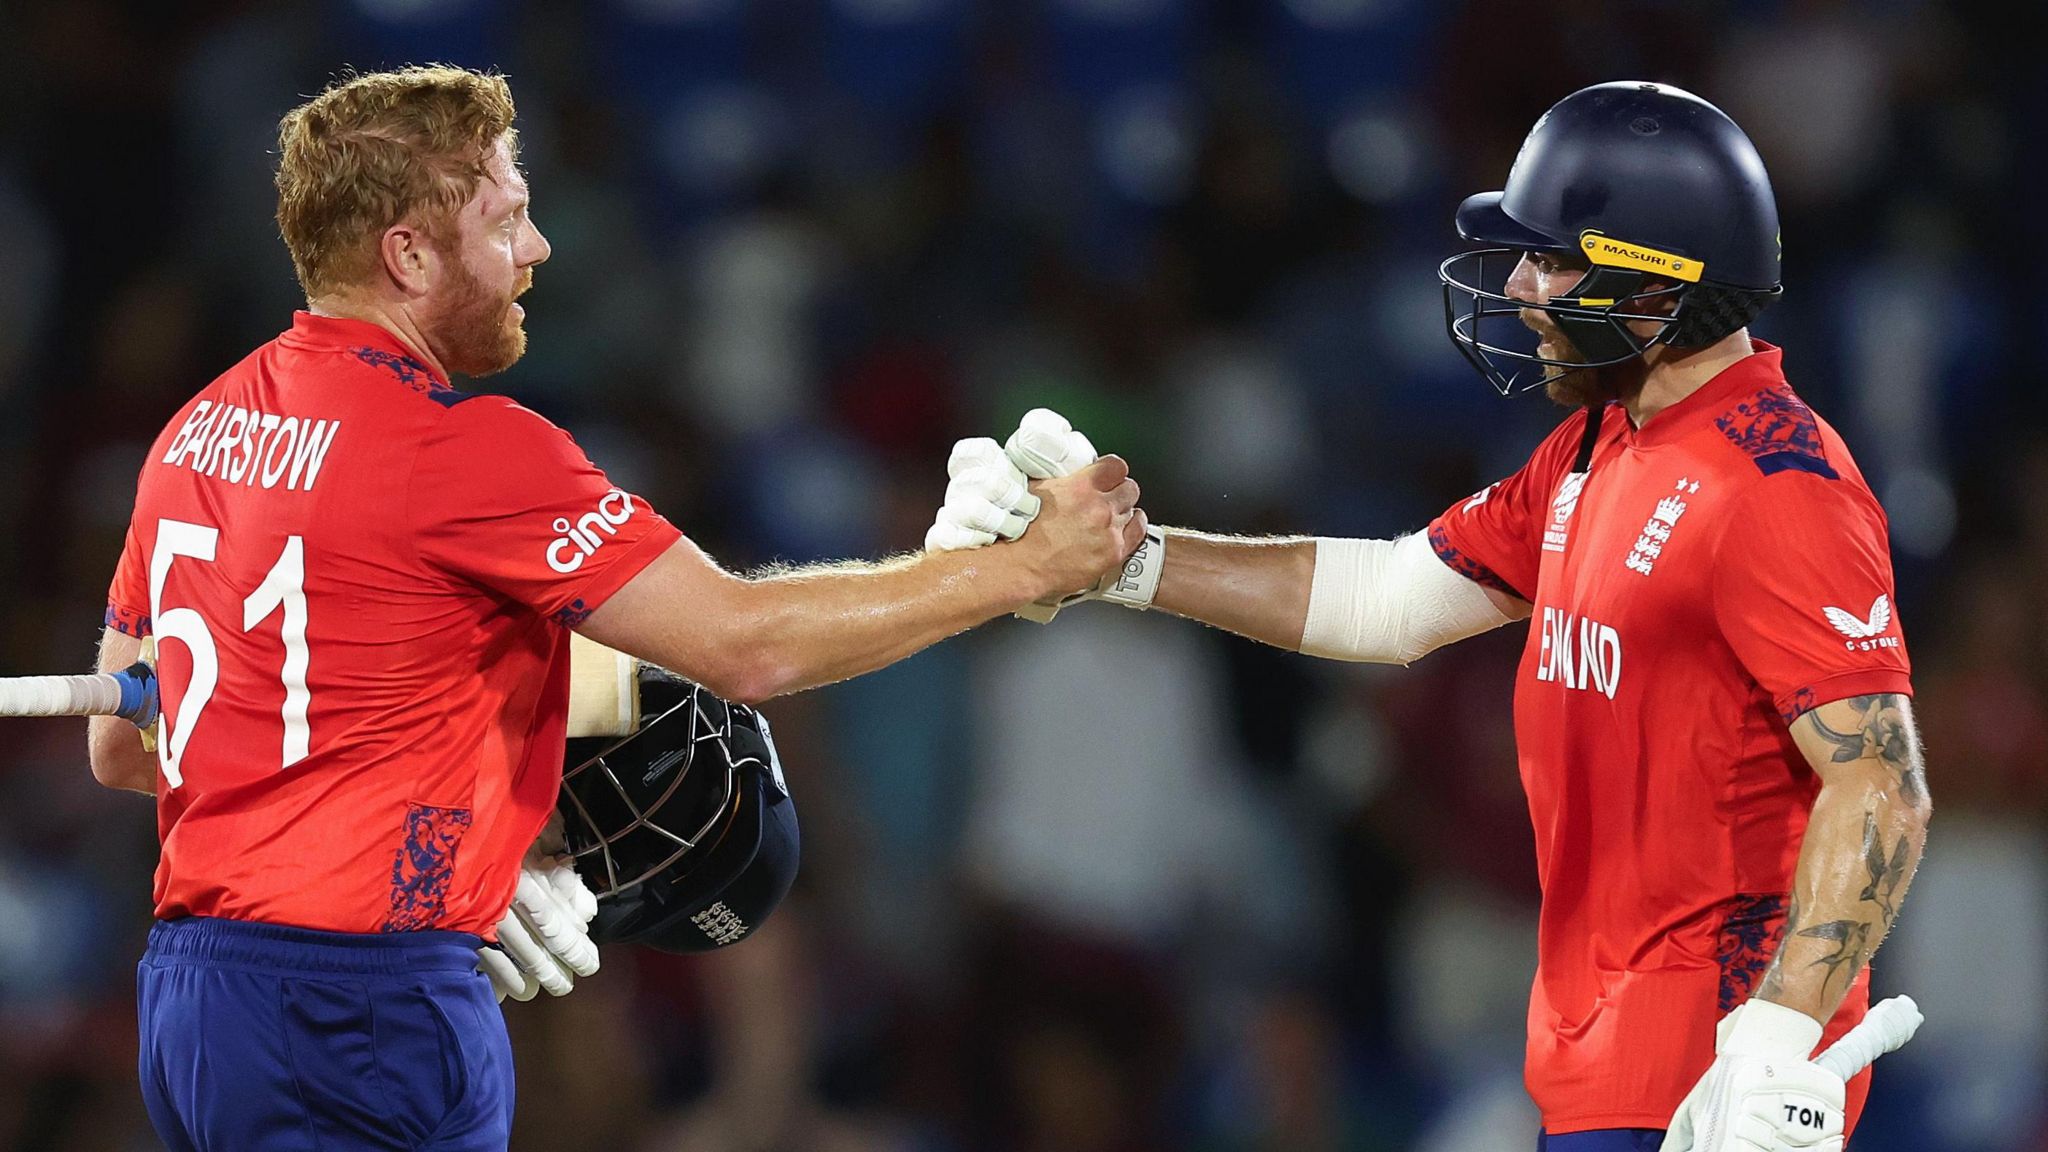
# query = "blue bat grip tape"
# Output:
<box><xmin>118</xmin><ymin>664</ymin><xmax>160</xmax><ymax>727</ymax></box>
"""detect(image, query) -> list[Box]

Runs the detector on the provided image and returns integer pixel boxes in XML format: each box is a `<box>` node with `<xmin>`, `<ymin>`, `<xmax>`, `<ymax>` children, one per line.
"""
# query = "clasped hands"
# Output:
<box><xmin>473</xmin><ymin>409</ymin><xmax>1143</xmax><ymax>1004</ymax></box>
<box><xmin>925</xmin><ymin>408</ymin><xmax>1160</xmax><ymax>620</ymax></box>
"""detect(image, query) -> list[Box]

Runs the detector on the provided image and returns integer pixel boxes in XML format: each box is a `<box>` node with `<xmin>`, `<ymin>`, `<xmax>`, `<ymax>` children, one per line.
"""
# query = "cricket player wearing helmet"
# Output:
<box><xmin>932</xmin><ymin>82</ymin><xmax>1931</xmax><ymax>1152</ymax></box>
<box><xmin>88</xmin><ymin>65</ymin><xmax>1144</xmax><ymax>1152</ymax></box>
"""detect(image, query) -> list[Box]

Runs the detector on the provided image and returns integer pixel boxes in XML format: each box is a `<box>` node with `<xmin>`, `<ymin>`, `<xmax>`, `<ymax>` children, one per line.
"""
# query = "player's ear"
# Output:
<box><xmin>378</xmin><ymin>222</ymin><xmax>436</xmax><ymax>298</ymax></box>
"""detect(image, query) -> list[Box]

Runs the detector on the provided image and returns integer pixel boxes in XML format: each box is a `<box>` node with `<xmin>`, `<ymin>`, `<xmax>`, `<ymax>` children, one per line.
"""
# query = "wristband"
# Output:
<box><xmin>1099</xmin><ymin>524</ymin><xmax>1166</xmax><ymax>609</ymax></box>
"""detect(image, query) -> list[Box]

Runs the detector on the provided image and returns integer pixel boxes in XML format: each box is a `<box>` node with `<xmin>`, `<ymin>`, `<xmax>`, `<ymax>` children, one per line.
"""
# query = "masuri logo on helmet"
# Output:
<box><xmin>1579</xmin><ymin>231</ymin><xmax>1705</xmax><ymax>284</ymax></box>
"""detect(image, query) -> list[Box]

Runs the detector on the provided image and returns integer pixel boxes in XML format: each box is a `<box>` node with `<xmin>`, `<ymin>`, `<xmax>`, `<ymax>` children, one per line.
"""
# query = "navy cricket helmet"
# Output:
<box><xmin>560</xmin><ymin>667</ymin><xmax>799</xmax><ymax>954</ymax></box>
<box><xmin>1440</xmin><ymin>81</ymin><xmax>1783</xmax><ymax>394</ymax></box>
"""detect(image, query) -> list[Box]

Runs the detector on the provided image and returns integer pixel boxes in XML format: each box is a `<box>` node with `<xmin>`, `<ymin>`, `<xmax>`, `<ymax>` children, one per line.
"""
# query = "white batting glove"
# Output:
<box><xmin>925</xmin><ymin>437</ymin><xmax>1042</xmax><ymax>552</ymax></box>
<box><xmin>1665</xmin><ymin>999</ymin><xmax>1845</xmax><ymax>1152</ymax></box>
<box><xmin>1004</xmin><ymin>407</ymin><xmax>1098</xmax><ymax>481</ymax></box>
<box><xmin>1001</xmin><ymin>409</ymin><xmax>1164</xmax><ymax>623</ymax></box>
<box><xmin>477</xmin><ymin>857</ymin><xmax>602</xmax><ymax>1003</ymax></box>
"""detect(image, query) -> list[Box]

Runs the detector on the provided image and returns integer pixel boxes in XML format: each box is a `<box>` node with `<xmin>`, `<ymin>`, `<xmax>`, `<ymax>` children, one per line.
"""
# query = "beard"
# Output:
<box><xmin>1525</xmin><ymin>311</ymin><xmax>1641</xmax><ymax>409</ymax></box>
<box><xmin>1543</xmin><ymin>362</ymin><xmax>1630</xmax><ymax>408</ymax></box>
<box><xmin>430</xmin><ymin>256</ymin><xmax>529</xmax><ymax>379</ymax></box>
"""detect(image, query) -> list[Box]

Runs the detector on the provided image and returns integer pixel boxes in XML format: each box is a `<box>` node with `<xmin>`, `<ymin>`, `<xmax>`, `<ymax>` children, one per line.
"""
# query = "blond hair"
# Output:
<box><xmin>275</xmin><ymin>65</ymin><xmax>518</xmax><ymax>298</ymax></box>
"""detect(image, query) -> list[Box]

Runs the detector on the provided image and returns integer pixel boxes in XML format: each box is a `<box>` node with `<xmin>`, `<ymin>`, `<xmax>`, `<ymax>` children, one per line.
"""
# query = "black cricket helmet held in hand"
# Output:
<box><xmin>560</xmin><ymin>667</ymin><xmax>799</xmax><ymax>953</ymax></box>
<box><xmin>1440</xmin><ymin>81</ymin><xmax>1784</xmax><ymax>394</ymax></box>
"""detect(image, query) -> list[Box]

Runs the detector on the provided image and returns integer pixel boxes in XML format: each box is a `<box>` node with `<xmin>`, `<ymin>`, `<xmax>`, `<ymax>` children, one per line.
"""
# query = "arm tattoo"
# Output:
<box><xmin>1797</xmin><ymin>917</ymin><xmax>1873</xmax><ymax>997</ymax></box>
<box><xmin>1859</xmin><ymin>810</ymin><xmax>1911</xmax><ymax>925</ymax></box>
<box><xmin>1803</xmin><ymin>693</ymin><xmax>1927</xmax><ymax>807</ymax></box>
<box><xmin>1758</xmin><ymin>695</ymin><xmax>1930</xmax><ymax>1013</ymax></box>
<box><xmin>1756</xmin><ymin>813</ymin><xmax>1915</xmax><ymax>1005</ymax></box>
<box><xmin>1763</xmin><ymin>894</ymin><xmax>1875</xmax><ymax>1003</ymax></box>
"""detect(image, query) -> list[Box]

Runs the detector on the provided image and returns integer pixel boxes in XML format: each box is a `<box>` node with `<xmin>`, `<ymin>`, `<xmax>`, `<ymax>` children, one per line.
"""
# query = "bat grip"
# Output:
<box><xmin>116</xmin><ymin>661</ymin><xmax>160</xmax><ymax>726</ymax></box>
<box><xmin>1814</xmin><ymin>995</ymin><xmax>1923</xmax><ymax>1080</ymax></box>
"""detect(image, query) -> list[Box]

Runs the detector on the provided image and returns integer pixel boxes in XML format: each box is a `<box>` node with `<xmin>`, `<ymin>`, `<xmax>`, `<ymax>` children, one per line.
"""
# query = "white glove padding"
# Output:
<box><xmin>1665</xmin><ymin>999</ymin><xmax>1844</xmax><ymax>1152</ymax></box>
<box><xmin>925</xmin><ymin>437</ymin><xmax>1042</xmax><ymax>551</ymax></box>
<box><xmin>1004</xmin><ymin>408</ymin><xmax>1098</xmax><ymax>480</ymax></box>
<box><xmin>1001</xmin><ymin>408</ymin><xmax>1143</xmax><ymax>624</ymax></box>
<box><xmin>477</xmin><ymin>858</ymin><xmax>601</xmax><ymax>1003</ymax></box>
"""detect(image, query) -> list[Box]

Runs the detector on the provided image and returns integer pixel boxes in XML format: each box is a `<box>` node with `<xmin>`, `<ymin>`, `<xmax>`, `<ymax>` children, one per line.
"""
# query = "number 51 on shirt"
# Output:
<box><xmin>149</xmin><ymin>518</ymin><xmax>311</xmax><ymax>787</ymax></box>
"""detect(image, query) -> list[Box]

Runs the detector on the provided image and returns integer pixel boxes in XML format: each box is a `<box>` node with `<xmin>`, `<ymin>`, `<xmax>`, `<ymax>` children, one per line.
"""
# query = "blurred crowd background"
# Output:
<box><xmin>1</xmin><ymin>0</ymin><xmax>2043</xmax><ymax>1149</ymax></box>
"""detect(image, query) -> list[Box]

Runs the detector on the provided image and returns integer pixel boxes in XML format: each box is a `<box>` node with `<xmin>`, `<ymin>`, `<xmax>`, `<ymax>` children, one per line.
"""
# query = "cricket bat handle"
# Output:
<box><xmin>1814</xmin><ymin>995</ymin><xmax>1923</xmax><ymax>1080</ymax></box>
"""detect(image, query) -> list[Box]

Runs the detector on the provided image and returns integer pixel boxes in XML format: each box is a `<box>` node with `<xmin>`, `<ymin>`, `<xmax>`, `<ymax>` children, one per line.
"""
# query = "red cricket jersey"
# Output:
<box><xmin>105</xmin><ymin>313</ymin><xmax>681</xmax><ymax>937</ymax></box>
<box><xmin>1427</xmin><ymin>343</ymin><xmax>1910</xmax><ymax>1133</ymax></box>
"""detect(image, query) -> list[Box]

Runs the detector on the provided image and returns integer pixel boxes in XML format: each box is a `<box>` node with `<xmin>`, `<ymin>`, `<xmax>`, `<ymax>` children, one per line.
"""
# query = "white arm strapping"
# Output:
<box><xmin>1299</xmin><ymin>532</ymin><xmax>1519</xmax><ymax>665</ymax></box>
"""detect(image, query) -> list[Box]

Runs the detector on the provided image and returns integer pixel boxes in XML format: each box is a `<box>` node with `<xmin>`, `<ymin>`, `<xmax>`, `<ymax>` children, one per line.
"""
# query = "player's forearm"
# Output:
<box><xmin>88</xmin><ymin>628</ymin><xmax>157</xmax><ymax>794</ymax></box>
<box><xmin>1756</xmin><ymin>694</ymin><xmax>1931</xmax><ymax>1022</ymax></box>
<box><xmin>1149</xmin><ymin>530</ymin><xmax>1317</xmax><ymax>650</ymax></box>
<box><xmin>728</xmin><ymin>547</ymin><xmax>1040</xmax><ymax>699</ymax></box>
<box><xmin>592</xmin><ymin>544</ymin><xmax>1039</xmax><ymax>705</ymax></box>
<box><xmin>89</xmin><ymin>715</ymin><xmax>158</xmax><ymax>793</ymax></box>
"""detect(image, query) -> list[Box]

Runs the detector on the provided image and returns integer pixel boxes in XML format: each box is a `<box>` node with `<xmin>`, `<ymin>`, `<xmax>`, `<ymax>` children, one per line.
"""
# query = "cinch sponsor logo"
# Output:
<box><xmin>160</xmin><ymin>400</ymin><xmax>341</xmax><ymax>492</ymax></box>
<box><xmin>1536</xmin><ymin>606</ymin><xmax>1623</xmax><ymax>699</ymax></box>
<box><xmin>546</xmin><ymin>489</ymin><xmax>638</xmax><ymax>573</ymax></box>
<box><xmin>1579</xmin><ymin>230</ymin><xmax>1704</xmax><ymax>283</ymax></box>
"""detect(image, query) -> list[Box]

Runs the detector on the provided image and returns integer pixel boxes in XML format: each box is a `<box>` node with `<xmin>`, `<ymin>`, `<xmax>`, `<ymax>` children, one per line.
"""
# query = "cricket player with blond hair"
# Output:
<box><xmin>44</xmin><ymin>64</ymin><xmax>1143</xmax><ymax>1151</ymax></box>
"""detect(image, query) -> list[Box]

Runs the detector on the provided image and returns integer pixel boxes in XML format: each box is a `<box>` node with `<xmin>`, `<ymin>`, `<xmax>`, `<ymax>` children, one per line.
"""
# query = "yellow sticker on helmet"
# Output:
<box><xmin>1579</xmin><ymin>231</ymin><xmax>1704</xmax><ymax>283</ymax></box>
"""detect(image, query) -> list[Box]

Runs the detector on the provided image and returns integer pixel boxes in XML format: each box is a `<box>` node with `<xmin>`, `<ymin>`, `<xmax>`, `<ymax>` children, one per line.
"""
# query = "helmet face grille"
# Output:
<box><xmin>1439</xmin><ymin>249</ymin><xmax>1683</xmax><ymax>395</ymax></box>
<box><xmin>558</xmin><ymin>681</ymin><xmax>752</xmax><ymax>898</ymax></box>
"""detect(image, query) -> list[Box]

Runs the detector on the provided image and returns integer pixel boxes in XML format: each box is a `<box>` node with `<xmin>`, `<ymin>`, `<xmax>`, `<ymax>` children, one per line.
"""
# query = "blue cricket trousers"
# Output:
<box><xmin>137</xmin><ymin>917</ymin><xmax>514</xmax><ymax>1151</ymax></box>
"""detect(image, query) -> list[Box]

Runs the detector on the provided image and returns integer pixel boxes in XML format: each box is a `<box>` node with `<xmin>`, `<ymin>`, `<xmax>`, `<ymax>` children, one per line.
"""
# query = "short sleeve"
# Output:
<box><xmin>1711</xmin><ymin>473</ymin><xmax>1912</xmax><ymax>724</ymax></box>
<box><xmin>410</xmin><ymin>397</ymin><xmax>682</xmax><ymax>627</ymax></box>
<box><xmin>1424</xmin><ymin>410</ymin><xmax>1590</xmax><ymax>602</ymax></box>
<box><xmin>105</xmin><ymin>522</ymin><xmax>151</xmax><ymax>636</ymax></box>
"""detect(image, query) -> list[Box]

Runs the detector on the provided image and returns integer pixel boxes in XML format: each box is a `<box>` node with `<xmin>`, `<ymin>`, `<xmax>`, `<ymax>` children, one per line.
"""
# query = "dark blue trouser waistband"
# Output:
<box><xmin>1537</xmin><ymin>1129</ymin><xmax>1665</xmax><ymax>1152</ymax></box>
<box><xmin>143</xmin><ymin>916</ymin><xmax>483</xmax><ymax>975</ymax></box>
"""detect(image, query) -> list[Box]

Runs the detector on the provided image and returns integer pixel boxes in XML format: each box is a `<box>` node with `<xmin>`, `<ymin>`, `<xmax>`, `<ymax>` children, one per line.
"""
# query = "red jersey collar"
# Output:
<box><xmin>278</xmin><ymin>311</ymin><xmax>450</xmax><ymax>388</ymax></box>
<box><xmin>1624</xmin><ymin>340</ymin><xmax>1783</xmax><ymax>448</ymax></box>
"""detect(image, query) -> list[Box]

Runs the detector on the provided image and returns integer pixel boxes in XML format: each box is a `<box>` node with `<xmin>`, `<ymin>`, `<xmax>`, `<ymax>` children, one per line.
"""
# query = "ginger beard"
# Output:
<box><xmin>1521</xmin><ymin>307</ymin><xmax>1640</xmax><ymax>410</ymax></box>
<box><xmin>427</xmin><ymin>248</ymin><xmax>530</xmax><ymax>379</ymax></box>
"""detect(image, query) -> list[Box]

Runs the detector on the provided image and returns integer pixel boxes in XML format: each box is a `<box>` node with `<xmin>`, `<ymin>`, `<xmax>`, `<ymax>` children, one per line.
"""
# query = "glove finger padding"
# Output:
<box><xmin>496</xmin><ymin>919</ymin><xmax>570</xmax><ymax>997</ymax></box>
<box><xmin>941</xmin><ymin>492</ymin><xmax>1033</xmax><ymax>540</ymax></box>
<box><xmin>492</xmin><ymin>872</ymin><xmax>589</xmax><ymax>997</ymax></box>
<box><xmin>515</xmin><ymin>869</ymin><xmax>600</xmax><ymax>979</ymax></box>
<box><xmin>1005</xmin><ymin>408</ymin><xmax>1097</xmax><ymax>479</ymax></box>
<box><xmin>476</xmin><ymin>937</ymin><xmax>538</xmax><ymax>1003</ymax></box>
<box><xmin>931</xmin><ymin>438</ymin><xmax>1040</xmax><ymax>551</ymax></box>
<box><xmin>549</xmin><ymin>861</ymin><xmax>600</xmax><ymax>924</ymax></box>
<box><xmin>949</xmin><ymin>462</ymin><xmax>1041</xmax><ymax>522</ymax></box>
<box><xmin>925</xmin><ymin>520</ymin><xmax>996</xmax><ymax>551</ymax></box>
<box><xmin>947</xmin><ymin>436</ymin><xmax>1010</xmax><ymax>480</ymax></box>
